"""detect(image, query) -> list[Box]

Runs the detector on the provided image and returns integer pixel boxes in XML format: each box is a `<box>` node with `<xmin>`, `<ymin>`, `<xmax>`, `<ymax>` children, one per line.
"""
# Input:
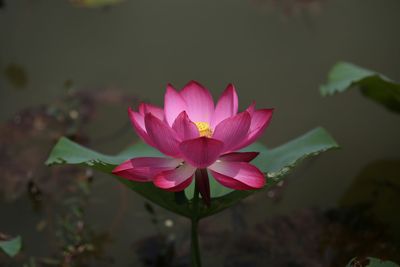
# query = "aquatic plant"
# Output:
<box><xmin>47</xmin><ymin>81</ymin><xmax>339</xmax><ymax>266</ymax></box>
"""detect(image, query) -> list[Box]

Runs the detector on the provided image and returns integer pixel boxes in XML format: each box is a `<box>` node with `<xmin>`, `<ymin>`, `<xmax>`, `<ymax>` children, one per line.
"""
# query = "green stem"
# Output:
<box><xmin>191</xmin><ymin>172</ymin><xmax>202</xmax><ymax>267</ymax></box>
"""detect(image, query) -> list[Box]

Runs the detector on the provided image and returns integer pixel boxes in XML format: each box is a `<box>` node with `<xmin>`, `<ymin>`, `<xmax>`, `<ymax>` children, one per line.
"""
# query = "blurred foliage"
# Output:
<box><xmin>346</xmin><ymin>257</ymin><xmax>399</xmax><ymax>267</ymax></box>
<box><xmin>340</xmin><ymin>160</ymin><xmax>400</xmax><ymax>243</ymax></box>
<box><xmin>135</xmin><ymin>208</ymin><xmax>399</xmax><ymax>266</ymax></box>
<box><xmin>46</xmin><ymin>127</ymin><xmax>338</xmax><ymax>218</ymax></box>
<box><xmin>320</xmin><ymin>62</ymin><xmax>400</xmax><ymax>113</ymax></box>
<box><xmin>0</xmin><ymin>235</ymin><xmax>22</xmax><ymax>258</ymax></box>
<box><xmin>0</xmin><ymin>87</ymin><xmax>138</xmax><ymax>202</ymax></box>
<box><xmin>320</xmin><ymin>61</ymin><xmax>400</xmax><ymax>267</ymax></box>
<box><xmin>0</xmin><ymin>87</ymin><xmax>139</xmax><ymax>266</ymax></box>
<box><xmin>53</xmin><ymin>179</ymin><xmax>112</xmax><ymax>267</ymax></box>
<box><xmin>17</xmin><ymin>178</ymin><xmax>113</xmax><ymax>267</ymax></box>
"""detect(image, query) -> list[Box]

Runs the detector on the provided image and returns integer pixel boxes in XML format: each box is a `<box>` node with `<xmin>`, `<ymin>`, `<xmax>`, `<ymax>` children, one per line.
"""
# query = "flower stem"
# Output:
<box><xmin>191</xmin><ymin>171</ymin><xmax>202</xmax><ymax>267</ymax></box>
<box><xmin>191</xmin><ymin>217</ymin><xmax>201</xmax><ymax>267</ymax></box>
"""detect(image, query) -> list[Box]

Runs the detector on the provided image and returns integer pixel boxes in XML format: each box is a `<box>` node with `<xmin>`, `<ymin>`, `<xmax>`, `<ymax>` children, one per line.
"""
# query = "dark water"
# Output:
<box><xmin>1</xmin><ymin>0</ymin><xmax>400</xmax><ymax>266</ymax></box>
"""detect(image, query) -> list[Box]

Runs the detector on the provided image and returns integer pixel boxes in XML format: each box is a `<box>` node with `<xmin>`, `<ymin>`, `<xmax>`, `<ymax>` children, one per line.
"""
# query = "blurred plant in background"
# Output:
<box><xmin>0</xmin><ymin>85</ymin><xmax>139</xmax><ymax>266</ymax></box>
<box><xmin>320</xmin><ymin>62</ymin><xmax>400</xmax><ymax>267</ymax></box>
<box><xmin>0</xmin><ymin>85</ymin><xmax>138</xmax><ymax>202</ymax></box>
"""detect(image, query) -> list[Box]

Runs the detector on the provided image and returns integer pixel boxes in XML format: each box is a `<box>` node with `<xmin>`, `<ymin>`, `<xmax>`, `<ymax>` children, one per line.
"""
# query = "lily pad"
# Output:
<box><xmin>0</xmin><ymin>236</ymin><xmax>22</xmax><ymax>258</ymax></box>
<box><xmin>320</xmin><ymin>62</ymin><xmax>400</xmax><ymax>113</ymax></box>
<box><xmin>46</xmin><ymin>127</ymin><xmax>338</xmax><ymax>218</ymax></box>
<box><xmin>201</xmin><ymin>127</ymin><xmax>339</xmax><ymax>217</ymax></box>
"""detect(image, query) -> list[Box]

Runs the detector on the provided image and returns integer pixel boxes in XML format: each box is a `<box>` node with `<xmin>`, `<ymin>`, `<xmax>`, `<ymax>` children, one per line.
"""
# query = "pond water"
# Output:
<box><xmin>1</xmin><ymin>0</ymin><xmax>400</xmax><ymax>266</ymax></box>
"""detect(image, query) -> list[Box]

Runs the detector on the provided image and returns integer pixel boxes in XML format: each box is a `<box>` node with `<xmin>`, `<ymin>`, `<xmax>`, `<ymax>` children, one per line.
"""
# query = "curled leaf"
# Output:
<box><xmin>320</xmin><ymin>62</ymin><xmax>400</xmax><ymax>113</ymax></box>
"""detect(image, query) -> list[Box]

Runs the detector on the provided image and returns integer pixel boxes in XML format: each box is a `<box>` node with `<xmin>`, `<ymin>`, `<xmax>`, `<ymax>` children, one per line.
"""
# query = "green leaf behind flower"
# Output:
<box><xmin>0</xmin><ymin>236</ymin><xmax>22</xmax><ymax>258</ymax></box>
<box><xmin>201</xmin><ymin>127</ymin><xmax>339</xmax><ymax>217</ymax></box>
<box><xmin>320</xmin><ymin>62</ymin><xmax>400</xmax><ymax>113</ymax></box>
<box><xmin>46</xmin><ymin>127</ymin><xmax>338</xmax><ymax>218</ymax></box>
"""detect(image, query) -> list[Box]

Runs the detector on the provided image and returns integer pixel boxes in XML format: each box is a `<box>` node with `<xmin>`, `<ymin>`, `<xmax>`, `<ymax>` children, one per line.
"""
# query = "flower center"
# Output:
<box><xmin>194</xmin><ymin>122</ymin><xmax>213</xmax><ymax>138</ymax></box>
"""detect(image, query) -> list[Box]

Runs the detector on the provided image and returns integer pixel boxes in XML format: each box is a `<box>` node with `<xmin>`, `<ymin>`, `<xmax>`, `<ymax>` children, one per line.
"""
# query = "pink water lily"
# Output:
<box><xmin>112</xmin><ymin>81</ymin><xmax>273</xmax><ymax>204</ymax></box>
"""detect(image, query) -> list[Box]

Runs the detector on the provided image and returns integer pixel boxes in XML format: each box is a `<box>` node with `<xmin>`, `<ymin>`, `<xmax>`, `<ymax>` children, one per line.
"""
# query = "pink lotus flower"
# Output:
<box><xmin>112</xmin><ymin>81</ymin><xmax>273</xmax><ymax>204</ymax></box>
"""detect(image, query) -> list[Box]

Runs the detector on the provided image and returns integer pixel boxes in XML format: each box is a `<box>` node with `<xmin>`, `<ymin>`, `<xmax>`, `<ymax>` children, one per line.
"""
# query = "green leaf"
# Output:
<box><xmin>200</xmin><ymin>127</ymin><xmax>339</xmax><ymax>217</ymax></box>
<box><xmin>0</xmin><ymin>236</ymin><xmax>22</xmax><ymax>257</ymax></box>
<box><xmin>346</xmin><ymin>257</ymin><xmax>399</xmax><ymax>267</ymax></box>
<box><xmin>320</xmin><ymin>62</ymin><xmax>400</xmax><ymax>113</ymax></box>
<box><xmin>46</xmin><ymin>138</ymin><xmax>192</xmax><ymax>217</ymax></box>
<box><xmin>46</xmin><ymin>127</ymin><xmax>338</xmax><ymax>219</ymax></box>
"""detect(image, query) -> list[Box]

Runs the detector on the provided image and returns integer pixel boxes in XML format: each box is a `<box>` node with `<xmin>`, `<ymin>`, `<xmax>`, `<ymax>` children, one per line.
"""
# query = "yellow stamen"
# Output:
<box><xmin>194</xmin><ymin>122</ymin><xmax>213</xmax><ymax>138</ymax></box>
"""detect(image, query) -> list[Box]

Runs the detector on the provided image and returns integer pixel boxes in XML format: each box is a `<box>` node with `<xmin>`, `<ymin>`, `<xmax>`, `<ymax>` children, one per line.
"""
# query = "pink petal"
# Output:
<box><xmin>144</xmin><ymin>113</ymin><xmax>181</xmax><ymax>157</ymax></box>
<box><xmin>164</xmin><ymin>84</ymin><xmax>188</xmax><ymax>126</ymax></box>
<box><xmin>112</xmin><ymin>157</ymin><xmax>181</xmax><ymax>182</ymax></box>
<box><xmin>172</xmin><ymin>111</ymin><xmax>200</xmax><ymax>141</ymax></box>
<box><xmin>195</xmin><ymin>169</ymin><xmax>211</xmax><ymax>206</ymax></box>
<box><xmin>246</xmin><ymin>101</ymin><xmax>256</xmax><ymax>115</ymax></box>
<box><xmin>233</xmin><ymin>108</ymin><xmax>274</xmax><ymax>151</ymax></box>
<box><xmin>139</xmin><ymin>103</ymin><xmax>164</xmax><ymax>121</ymax></box>
<box><xmin>211</xmin><ymin>84</ymin><xmax>238</xmax><ymax>129</ymax></box>
<box><xmin>209</xmin><ymin>161</ymin><xmax>265</xmax><ymax>190</ymax></box>
<box><xmin>128</xmin><ymin>107</ymin><xmax>154</xmax><ymax>146</ymax></box>
<box><xmin>153</xmin><ymin>163</ymin><xmax>196</xmax><ymax>192</ymax></box>
<box><xmin>212</xmin><ymin>111</ymin><xmax>251</xmax><ymax>153</ymax></box>
<box><xmin>180</xmin><ymin>81</ymin><xmax>214</xmax><ymax>123</ymax></box>
<box><xmin>179</xmin><ymin>137</ymin><xmax>224</xmax><ymax>168</ymax></box>
<box><xmin>219</xmin><ymin>152</ymin><xmax>259</xmax><ymax>162</ymax></box>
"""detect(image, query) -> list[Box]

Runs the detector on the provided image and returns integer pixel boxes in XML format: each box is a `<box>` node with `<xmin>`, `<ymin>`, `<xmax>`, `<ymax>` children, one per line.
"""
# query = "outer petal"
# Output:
<box><xmin>112</xmin><ymin>157</ymin><xmax>181</xmax><ymax>181</ymax></box>
<box><xmin>172</xmin><ymin>111</ymin><xmax>200</xmax><ymax>141</ymax></box>
<box><xmin>144</xmin><ymin>113</ymin><xmax>181</xmax><ymax>157</ymax></box>
<box><xmin>233</xmin><ymin>109</ymin><xmax>274</xmax><ymax>151</ymax></box>
<box><xmin>139</xmin><ymin>103</ymin><xmax>164</xmax><ymax>121</ymax></box>
<box><xmin>128</xmin><ymin>107</ymin><xmax>154</xmax><ymax>146</ymax></box>
<box><xmin>212</xmin><ymin>111</ymin><xmax>251</xmax><ymax>153</ymax></box>
<box><xmin>219</xmin><ymin>152</ymin><xmax>259</xmax><ymax>162</ymax></box>
<box><xmin>246</xmin><ymin>101</ymin><xmax>256</xmax><ymax>115</ymax></box>
<box><xmin>154</xmin><ymin>163</ymin><xmax>196</xmax><ymax>192</ymax></box>
<box><xmin>211</xmin><ymin>84</ymin><xmax>238</xmax><ymax>129</ymax></box>
<box><xmin>164</xmin><ymin>84</ymin><xmax>188</xmax><ymax>126</ymax></box>
<box><xmin>180</xmin><ymin>81</ymin><xmax>214</xmax><ymax>123</ymax></box>
<box><xmin>209</xmin><ymin>161</ymin><xmax>265</xmax><ymax>190</ymax></box>
<box><xmin>179</xmin><ymin>137</ymin><xmax>224</xmax><ymax>168</ymax></box>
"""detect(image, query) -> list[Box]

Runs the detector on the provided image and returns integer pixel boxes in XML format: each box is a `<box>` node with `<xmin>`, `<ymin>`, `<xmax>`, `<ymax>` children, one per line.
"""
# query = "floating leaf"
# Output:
<box><xmin>346</xmin><ymin>257</ymin><xmax>399</xmax><ymax>267</ymax></box>
<box><xmin>46</xmin><ymin>127</ymin><xmax>338</xmax><ymax>218</ymax></box>
<box><xmin>320</xmin><ymin>62</ymin><xmax>400</xmax><ymax>113</ymax></box>
<box><xmin>0</xmin><ymin>236</ymin><xmax>22</xmax><ymax>257</ymax></box>
<box><xmin>201</xmin><ymin>127</ymin><xmax>339</xmax><ymax>217</ymax></box>
<box><xmin>46</xmin><ymin>139</ymin><xmax>192</xmax><ymax>217</ymax></box>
